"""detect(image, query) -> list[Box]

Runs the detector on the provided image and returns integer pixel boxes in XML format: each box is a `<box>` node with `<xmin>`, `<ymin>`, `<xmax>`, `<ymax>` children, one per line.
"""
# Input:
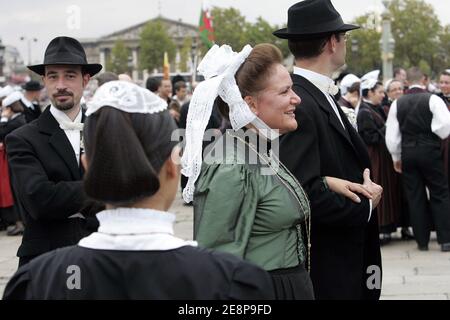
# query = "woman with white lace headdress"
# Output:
<box><xmin>182</xmin><ymin>43</ymin><xmax>373</xmax><ymax>300</ymax></box>
<box><xmin>3</xmin><ymin>81</ymin><xmax>274</xmax><ymax>300</ymax></box>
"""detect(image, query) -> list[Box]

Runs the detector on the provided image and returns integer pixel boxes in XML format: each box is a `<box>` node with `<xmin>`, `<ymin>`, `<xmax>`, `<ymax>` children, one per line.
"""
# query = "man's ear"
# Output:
<box><xmin>81</xmin><ymin>154</ymin><xmax>88</xmax><ymax>172</ymax></box>
<box><xmin>82</xmin><ymin>74</ymin><xmax>91</xmax><ymax>88</ymax></box>
<box><xmin>244</xmin><ymin>96</ymin><xmax>259</xmax><ymax>115</ymax></box>
<box><xmin>329</xmin><ymin>36</ymin><xmax>337</xmax><ymax>53</ymax></box>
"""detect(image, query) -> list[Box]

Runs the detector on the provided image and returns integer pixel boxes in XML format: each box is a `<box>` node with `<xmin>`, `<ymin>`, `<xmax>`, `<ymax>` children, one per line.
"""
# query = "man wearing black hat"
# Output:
<box><xmin>274</xmin><ymin>0</ymin><xmax>383</xmax><ymax>300</ymax></box>
<box><xmin>5</xmin><ymin>36</ymin><xmax>103</xmax><ymax>267</ymax></box>
<box><xmin>20</xmin><ymin>80</ymin><xmax>43</xmax><ymax>123</ymax></box>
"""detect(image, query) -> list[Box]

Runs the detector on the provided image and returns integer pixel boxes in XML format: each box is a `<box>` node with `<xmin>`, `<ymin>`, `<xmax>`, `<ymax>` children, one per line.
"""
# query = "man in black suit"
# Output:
<box><xmin>5</xmin><ymin>36</ymin><xmax>103</xmax><ymax>267</ymax></box>
<box><xmin>274</xmin><ymin>0</ymin><xmax>383</xmax><ymax>300</ymax></box>
<box><xmin>20</xmin><ymin>80</ymin><xmax>43</xmax><ymax>123</ymax></box>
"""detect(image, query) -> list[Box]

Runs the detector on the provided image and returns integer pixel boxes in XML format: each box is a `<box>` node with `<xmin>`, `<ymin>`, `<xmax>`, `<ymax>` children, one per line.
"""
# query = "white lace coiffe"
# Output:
<box><xmin>181</xmin><ymin>44</ymin><xmax>279</xmax><ymax>203</ymax></box>
<box><xmin>86</xmin><ymin>80</ymin><xmax>167</xmax><ymax>117</ymax></box>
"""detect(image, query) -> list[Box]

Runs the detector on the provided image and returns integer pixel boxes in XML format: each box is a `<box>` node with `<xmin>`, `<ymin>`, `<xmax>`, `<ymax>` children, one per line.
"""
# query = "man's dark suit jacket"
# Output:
<box><xmin>19</xmin><ymin>100</ymin><xmax>41</xmax><ymax>123</ymax></box>
<box><xmin>280</xmin><ymin>74</ymin><xmax>382</xmax><ymax>300</ymax></box>
<box><xmin>6</xmin><ymin>107</ymin><xmax>100</xmax><ymax>263</ymax></box>
<box><xmin>0</xmin><ymin>114</ymin><xmax>26</xmax><ymax>142</ymax></box>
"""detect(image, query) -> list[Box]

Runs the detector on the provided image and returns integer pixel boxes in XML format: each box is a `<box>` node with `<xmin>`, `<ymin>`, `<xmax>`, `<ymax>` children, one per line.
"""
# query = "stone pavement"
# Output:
<box><xmin>1</xmin><ymin>196</ymin><xmax>450</xmax><ymax>299</ymax></box>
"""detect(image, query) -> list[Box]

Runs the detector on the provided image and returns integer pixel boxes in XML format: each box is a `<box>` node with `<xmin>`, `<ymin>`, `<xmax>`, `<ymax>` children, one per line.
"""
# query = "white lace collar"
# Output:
<box><xmin>78</xmin><ymin>208</ymin><xmax>197</xmax><ymax>251</ymax></box>
<box><xmin>293</xmin><ymin>66</ymin><xmax>338</xmax><ymax>95</ymax></box>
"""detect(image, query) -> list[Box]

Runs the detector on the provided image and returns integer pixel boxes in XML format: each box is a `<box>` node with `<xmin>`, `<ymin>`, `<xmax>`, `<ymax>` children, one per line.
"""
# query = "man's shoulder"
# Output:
<box><xmin>7</xmin><ymin>119</ymin><xmax>39</xmax><ymax>138</ymax></box>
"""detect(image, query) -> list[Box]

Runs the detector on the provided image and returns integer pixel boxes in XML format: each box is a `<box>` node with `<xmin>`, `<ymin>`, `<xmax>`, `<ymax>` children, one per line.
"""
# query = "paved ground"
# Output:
<box><xmin>1</xmin><ymin>196</ymin><xmax>450</xmax><ymax>299</ymax></box>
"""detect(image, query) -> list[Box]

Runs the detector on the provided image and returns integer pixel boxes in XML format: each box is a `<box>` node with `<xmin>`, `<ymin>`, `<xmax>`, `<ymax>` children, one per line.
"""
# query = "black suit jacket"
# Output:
<box><xmin>19</xmin><ymin>100</ymin><xmax>42</xmax><ymax>123</ymax></box>
<box><xmin>280</xmin><ymin>74</ymin><xmax>382</xmax><ymax>300</ymax></box>
<box><xmin>0</xmin><ymin>114</ymin><xmax>26</xmax><ymax>142</ymax></box>
<box><xmin>5</xmin><ymin>107</ymin><xmax>100</xmax><ymax>260</ymax></box>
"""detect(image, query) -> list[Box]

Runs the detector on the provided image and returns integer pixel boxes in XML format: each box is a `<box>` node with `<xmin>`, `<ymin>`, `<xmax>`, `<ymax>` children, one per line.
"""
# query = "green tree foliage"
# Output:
<box><xmin>179</xmin><ymin>37</ymin><xmax>193</xmax><ymax>73</ymax></box>
<box><xmin>210</xmin><ymin>7</ymin><xmax>290</xmax><ymax>59</ymax></box>
<box><xmin>437</xmin><ymin>25</ymin><xmax>450</xmax><ymax>72</ymax></box>
<box><xmin>106</xmin><ymin>39</ymin><xmax>130</xmax><ymax>74</ymax></box>
<box><xmin>210</xmin><ymin>7</ymin><xmax>247</xmax><ymax>51</ymax></box>
<box><xmin>346</xmin><ymin>0</ymin><xmax>447</xmax><ymax>77</ymax></box>
<box><xmin>389</xmin><ymin>0</ymin><xmax>441</xmax><ymax>73</ymax></box>
<box><xmin>139</xmin><ymin>20</ymin><xmax>176</xmax><ymax>72</ymax></box>
<box><xmin>346</xmin><ymin>14</ymin><xmax>382</xmax><ymax>76</ymax></box>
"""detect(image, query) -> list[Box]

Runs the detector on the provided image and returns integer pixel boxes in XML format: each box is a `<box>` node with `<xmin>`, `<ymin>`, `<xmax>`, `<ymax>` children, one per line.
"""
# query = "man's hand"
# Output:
<box><xmin>363</xmin><ymin>169</ymin><xmax>383</xmax><ymax>208</ymax></box>
<box><xmin>325</xmin><ymin>176</ymin><xmax>373</xmax><ymax>203</ymax></box>
<box><xmin>393</xmin><ymin>161</ymin><xmax>402</xmax><ymax>174</ymax></box>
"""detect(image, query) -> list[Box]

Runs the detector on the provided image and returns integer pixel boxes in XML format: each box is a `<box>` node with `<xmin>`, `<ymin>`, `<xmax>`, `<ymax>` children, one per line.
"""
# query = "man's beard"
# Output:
<box><xmin>52</xmin><ymin>91</ymin><xmax>76</xmax><ymax>111</ymax></box>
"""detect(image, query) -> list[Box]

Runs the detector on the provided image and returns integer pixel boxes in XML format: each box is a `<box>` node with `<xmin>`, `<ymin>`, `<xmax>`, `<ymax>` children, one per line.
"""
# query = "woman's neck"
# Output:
<box><xmin>106</xmin><ymin>195</ymin><xmax>169</xmax><ymax>212</ymax></box>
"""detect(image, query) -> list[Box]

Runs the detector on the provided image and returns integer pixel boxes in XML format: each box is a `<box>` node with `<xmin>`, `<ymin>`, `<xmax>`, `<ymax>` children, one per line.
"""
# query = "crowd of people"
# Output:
<box><xmin>0</xmin><ymin>0</ymin><xmax>449</xmax><ymax>300</ymax></box>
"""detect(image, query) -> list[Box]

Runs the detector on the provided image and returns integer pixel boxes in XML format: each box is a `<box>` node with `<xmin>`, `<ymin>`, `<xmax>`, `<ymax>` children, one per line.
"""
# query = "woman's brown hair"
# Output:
<box><xmin>217</xmin><ymin>43</ymin><xmax>283</xmax><ymax>120</ymax></box>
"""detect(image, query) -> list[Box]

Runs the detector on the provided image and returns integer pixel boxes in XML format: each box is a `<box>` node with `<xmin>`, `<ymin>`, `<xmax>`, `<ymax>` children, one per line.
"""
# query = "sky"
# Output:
<box><xmin>0</xmin><ymin>0</ymin><xmax>449</xmax><ymax>65</ymax></box>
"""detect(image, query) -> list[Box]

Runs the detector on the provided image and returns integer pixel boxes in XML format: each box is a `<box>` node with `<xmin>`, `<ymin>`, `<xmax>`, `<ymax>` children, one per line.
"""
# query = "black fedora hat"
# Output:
<box><xmin>28</xmin><ymin>36</ymin><xmax>102</xmax><ymax>76</ymax></box>
<box><xmin>21</xmin><ymin>80</ymin><xmax>44</xmax><ymax>91</ymax></box>
<box><xmin>273</xmin><ymin>0</ymin><xmax>360</xmax><ymax>39</ymax></box>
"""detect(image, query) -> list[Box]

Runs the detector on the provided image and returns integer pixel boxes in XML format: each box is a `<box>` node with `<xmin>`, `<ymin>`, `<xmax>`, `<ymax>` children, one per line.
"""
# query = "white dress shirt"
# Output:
<box><xmin>50</xmin><ymin>106</ymin><xmax>82</xmax><ymax>166</ymax></box>
<box><xmin>385</xmin><ymin>85</ymin><xmax>450</xmax><ymax>162</ymax></box>
<box><xmin>293</xmin><ymin>67</ymin><xmax>372</xmax><ymax>221</ymax></box>
<box><xmin>293</xmin><ymin>67</ymin><xmax>346</xmax><ymax>129</ymax></box>
<box><xmin>21</xmin><ymin>96</ymin><xmax>35</xmax><ymax>110</ymax></box>
<box><xmin>50</xmin><ymin>106</ymin><xmax>84</xmax><ymax>220</ymax></box>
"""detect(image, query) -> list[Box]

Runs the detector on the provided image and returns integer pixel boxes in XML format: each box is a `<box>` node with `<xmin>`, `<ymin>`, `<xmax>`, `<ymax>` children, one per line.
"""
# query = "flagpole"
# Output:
<box><xmin>191</xmin><ymin>38</ymin><xmax>198</xmax><ymax>83</ymax></box>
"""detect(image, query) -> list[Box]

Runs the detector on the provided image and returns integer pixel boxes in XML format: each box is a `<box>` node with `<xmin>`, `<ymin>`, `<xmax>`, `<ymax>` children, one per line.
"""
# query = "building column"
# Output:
<box><xmin>99</xmin><ymin>48</ymin><xmax>106</xmax><ymax>73</ymax></box>
<box><xmin>132</xmin><ymin>48</ymin><xmax>138</xmax><ymax>81</ymax></box>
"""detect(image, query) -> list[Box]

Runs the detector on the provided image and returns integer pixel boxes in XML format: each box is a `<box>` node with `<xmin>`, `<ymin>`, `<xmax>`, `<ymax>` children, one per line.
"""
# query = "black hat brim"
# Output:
<box><xmin>28</xmin><ymin>63</ymin><xmax>103</xmax><ymax>77</ymax></box>
<box><xmin>273</xmin><ymin>23</ymin><xmax>360</xmax><ymax>39</ymax></box>
<box><xmin>21</xmin><ymin>83</ymin><xmax>44</xmax><ymax>91</ymax></box>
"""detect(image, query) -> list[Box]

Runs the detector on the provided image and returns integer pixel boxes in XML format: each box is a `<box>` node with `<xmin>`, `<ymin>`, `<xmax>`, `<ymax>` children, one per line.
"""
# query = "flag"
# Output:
<box><xmin>163</xmin><ymin>52</ymin><xmax>170</xmax><ymax>80</ymax></box>
<box><xmin>199</xmin><ymin>2</ymin><xmax>215</xmax><ymax>49</ymax></box>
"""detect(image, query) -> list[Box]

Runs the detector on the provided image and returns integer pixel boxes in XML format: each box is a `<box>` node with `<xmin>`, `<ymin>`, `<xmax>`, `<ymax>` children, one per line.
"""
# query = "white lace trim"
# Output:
<box><xmin>181</xmin><ymin>44</ymin><xmax>278</xmax><ymax>203</ymax></box>
<box><xmin>86</xmin><ymin>81</ymin><xmax>167</xmax><ymax>116</ymax></box>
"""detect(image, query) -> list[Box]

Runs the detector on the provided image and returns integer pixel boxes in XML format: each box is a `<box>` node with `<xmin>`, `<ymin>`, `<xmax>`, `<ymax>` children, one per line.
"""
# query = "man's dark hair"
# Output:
<box><xmin>288</xmin><ymin>33</ymin><xmax>342</xmax><ymax>59</ymax></box>
<box><xmin>393</xmin><ymin>67</ymin><xmax>405</xmax><ymax>78</ymax></box>
<box><xmin>83</xmin><ymin>107</ymin><xmax>178</xmax><ymax>206</ymax></box>
<box><xmin>407</xmin><ymin>67</ymin><xmax>424</xmax><ymax>84</ymax></box>
<box><xmin>8</xmin><ymin>101</ymin><xmax>25</xmax><ymax>113</ymax></box>
<box><xmin>96</xmin><ymin>72</ymin><xmax>119</xmax><ymax>87</ymax></box>
<box><xmin>146</xmin><ymin>77</ymin><xmax>161</xmax><ymax>93</ymax></box>
<box><xmin>174</xmin><ymin>81</ymin><xmax>187</xmax><ymax>92</ymax></box>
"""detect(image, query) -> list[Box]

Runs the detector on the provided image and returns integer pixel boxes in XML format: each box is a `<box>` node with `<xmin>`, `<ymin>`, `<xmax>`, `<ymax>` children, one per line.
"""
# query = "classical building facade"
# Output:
<box><xmin>80</xmin><ymin>16</ymin><xmax>198</xmax><ymax>81</ymax></box>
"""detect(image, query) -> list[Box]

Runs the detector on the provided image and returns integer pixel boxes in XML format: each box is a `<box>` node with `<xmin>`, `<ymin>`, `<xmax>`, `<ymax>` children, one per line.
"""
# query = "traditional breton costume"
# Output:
<box><xmin>386</xmin><ymin>85</ymin><xmax>450</xmax><ymax>251</ymax></box>
<box><xmin>0</xmin><ymin>92</ymin><xmax>27</xmax><ymax>223</ymax></box>
<box><xmin>338</xmin><ymin>73</ymin><xmax>361</xmax><ymax>129</ymax></box>
<box><xmin>273</xmin><ymin>0</ymin><xmax>382</xmax><ymax>300</ymax></box>
<box><xmin>3</xmin><ymin>207</ymin><xmax>274</xmax><ymax>299</ymax></box>
<box><xmin>357</xmin><ymin>78</ymin><xmax>404</xmax><ymax>236</ymax></box>
<box><xmin>5</xmin><ymin>37</ymin><xmax>103</xmax><ymax>267</ymax></box>
<box><xmin>3</xmin><ymin>81</ymin><xmax>275</xmax><ymax>300</ymax></box>
<box><xmin>181</xmin><ymin>45</ymin><xmax>314</xmax><ymax>300</ymax></box>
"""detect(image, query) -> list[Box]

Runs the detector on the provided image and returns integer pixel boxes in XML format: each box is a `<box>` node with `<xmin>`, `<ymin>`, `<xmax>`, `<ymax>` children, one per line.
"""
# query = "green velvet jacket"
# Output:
<box><xmin>193</xmin><ymin>133</ymin><xmax>311</xmax><ymax>271</ymax></box>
